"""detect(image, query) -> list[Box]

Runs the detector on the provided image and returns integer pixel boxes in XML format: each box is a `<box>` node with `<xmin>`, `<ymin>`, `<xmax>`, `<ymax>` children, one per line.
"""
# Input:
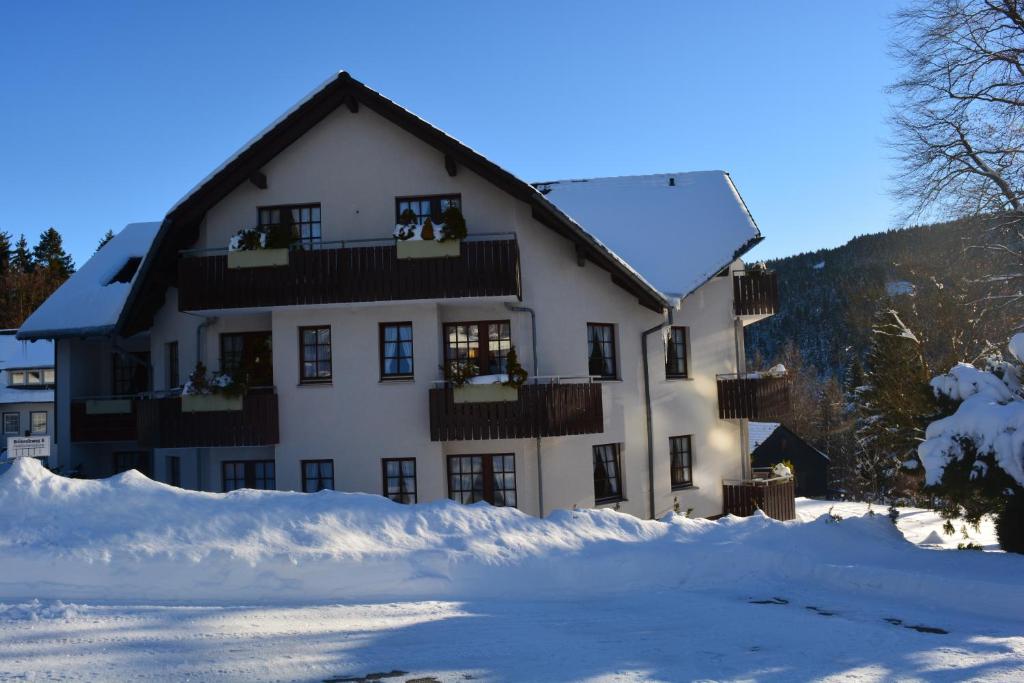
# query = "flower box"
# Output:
<box><xmin>396</xmin><ymin>238</ymin><xmax>461</xmax><ymax>260</ymax></box>
<box><xmin>85</xmin><ymin>398</ymin><xmax>133</xmax><ymax>415</ymax></box>
<box><xmin>181</xmin><ymin>394</ymin><xmax>244</xmax><ymax>413</ymax></box>
<box><xmin>227</xmin><ymin>248</ymin><xmax>290</xmax><ymax>269</ymax></box>
<box><xmin>453</xmin><ymin>383</ymin><xmax>519</xmax><ymax>404</ymax></box>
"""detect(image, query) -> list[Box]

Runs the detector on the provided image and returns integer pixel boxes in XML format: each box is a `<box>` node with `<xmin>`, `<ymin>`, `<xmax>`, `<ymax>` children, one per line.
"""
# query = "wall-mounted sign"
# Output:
<box><xmin>6</xmin><ymin>435</ymin><xmax>50</xmax><ymax>459</ymax></box>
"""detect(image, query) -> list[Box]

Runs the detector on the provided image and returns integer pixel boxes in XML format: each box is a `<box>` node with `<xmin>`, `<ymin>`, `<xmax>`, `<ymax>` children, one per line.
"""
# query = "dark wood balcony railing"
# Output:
<box><xmin>70</xmin><ymin>398</ymin><xmax>139</xmax><ymax>442</ymax></box>
<box><xmin>428</xmin><ymin>379</ymin><xmax>604</xmax><ymax>441</ymax></box>
<box><xmin>136</xmin><ymin>390</ymin><xmax>279</xmax><ymax>449</ymax></box>
<box><xmin>733</xmin><ymin>270</ymin><xmax>779</xmax><ymax>316</ymax></box>
<box><xmin>722</xmin><ymin>475</ymin><xmax>796</xmax><ymax>521</ymax></box>
<box><xmin>716</xmin><ymin>373</ymin><xmax>790</xmax><ymax>421</ymax></box>
<box><xmin>177</xmin><ymin>235</ymin><xmax>521</xmax><ymax>311</ymax></box>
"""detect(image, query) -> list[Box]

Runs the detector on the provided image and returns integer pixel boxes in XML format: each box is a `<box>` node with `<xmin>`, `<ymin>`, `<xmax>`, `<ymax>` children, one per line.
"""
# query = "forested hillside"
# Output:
<box><xmin>0</xmin><ymin>228</ymin><xmax>78</xmax><ymax>329</ymax></box>
<box><xmin>745</xmin><ymin>217</ymin><xmax>1014</xmax><ymax>380</ymax></box>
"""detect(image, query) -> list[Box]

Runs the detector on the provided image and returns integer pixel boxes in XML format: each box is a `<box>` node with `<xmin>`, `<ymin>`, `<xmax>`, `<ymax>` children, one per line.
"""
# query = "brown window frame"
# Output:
<box><xmin>670</xmin><ymin>435</ymin><xmax>694</xmax><ymax>489</ymax></box>
<box><xmin>382</xmin><ymin>457</ymin><xmax>417</xmax><ymax>503</ymax></box>
<box><xmin>593</xmin><ymin>443</ymin><xmax>624</xmax><ymax>504</ymax></box>
<box><xmin>395</xmin><ymin>194</ymin><xmax>461</xmax><ymax>223</ymax></box>
<box><xmin>298</xmin><ymin>326</ymin><xmax>332</xmax><ymax>384</ymax></box>
<box><xmin>587</xmin><ymin>323</ymin><xmax>618</xmax><ymax>380</ymax></box>
<box><xmin>379</xmin><ymin>322</ymin><xmax>414</xmax><ymax>380</ymax></box>
<box><xmin>442</xmin><ymin>320</ymin><xmax>512</xmax><ymax>378</ymax></box>
<box><xmin>447</xmin><ymin>454</ymin><xmax>517</xmax><ymax>507</ymax></box>
<box><xmin>112</xmin><ymin>351</ymin><xmax>150</xmax><ymax>395</ymax></box>
<box><xmin>257</xmin><ymin>203</ymin><xmax>322</xmax><ymax>249</ymax></box>
<box><xmin>220</xmin><ymin>331</ymin><xmax>273</xmax><ymax>387</ymax></box>
<box><xmin>665</xmin><ymin>326</ymin><xmax>690</xmax><ymax>379</ymax></box>
<box><xmin>222</xmin><ymin>459</ymin><xmax>276</xmax><ymax>492</ymax></box>
<box><xmin>301</xmin><ymin>459</ymin><xmax>335</xmax><ymax>492</ymax></box>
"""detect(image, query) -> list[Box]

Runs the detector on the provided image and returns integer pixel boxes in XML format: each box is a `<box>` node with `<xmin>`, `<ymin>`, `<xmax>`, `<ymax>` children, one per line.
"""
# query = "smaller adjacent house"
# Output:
<box><xmin>749</xmin><ymin>422</ymin><xmax>829</xmax><ymax>498</ymax></box>
<box><xmin>0</xmin><ymin>330</ymin><xmax>54</xmax><ymax>460</ymax></box>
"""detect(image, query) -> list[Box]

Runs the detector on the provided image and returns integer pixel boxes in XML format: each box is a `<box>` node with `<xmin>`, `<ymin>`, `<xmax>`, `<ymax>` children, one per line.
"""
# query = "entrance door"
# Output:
<box><xmin>447</xmin><ymin>454</ymin><xmax>517</xmax><ymax>507</ymax></box>
<box><xmin>220</xmin><ymin>332</ymin><xmax>273</xmax><ymax>387</ymax></box>
<box><xmin>112</xmin><ymin>451</ymin><xmax>152</xmax><ymax>478</ymax></box>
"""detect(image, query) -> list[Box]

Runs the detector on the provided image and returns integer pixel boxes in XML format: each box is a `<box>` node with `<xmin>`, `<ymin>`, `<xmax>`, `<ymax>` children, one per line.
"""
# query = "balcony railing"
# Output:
<box><xmin>136</xmin><ymin>389</ymin><xmax>279</xmax><ymax>449</ymax></box>
<box><xmin>733</xmin><ymin>270</ymin><xmax>779</xmax><ymax>316</ymax></box>
<box><xmin>716</xmin><ymin>373</ymin><xmax>790</xmax><ymax>421</ymax></box>
<box><xmin>722</xmin><ymin>473</ymin><xmax>796</xmax><ymax>521</ymax></box>
<box><xmin>428</xmin><ymin>377</ymin><xmax>604</xmax><ymax>441</ymax></box>
<box><xmin>177</xmin><ymin>234</ymin><xmax>521</xmax><ymax>311</ymax></box>
<box><xmin>70</xmin><ymin>397</ymin><xmax>139</xmax><ymax>443</ymax></box>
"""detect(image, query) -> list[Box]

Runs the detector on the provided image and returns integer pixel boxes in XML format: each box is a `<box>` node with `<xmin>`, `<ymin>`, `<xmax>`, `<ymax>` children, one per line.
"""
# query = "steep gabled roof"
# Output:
<box><xmin>536</xmin><ymin>172</ymin><xmax>762</xmax><ymax>296</ymax></box>
<box><xmin>18</xmin><ymin>223</ymin><xmax>160</xmax><ymax>341</ymax></box>
<box><xmin>119</xmin><ymin>71</ymin><xmax>668</xmax><ymax>336</ymax></box>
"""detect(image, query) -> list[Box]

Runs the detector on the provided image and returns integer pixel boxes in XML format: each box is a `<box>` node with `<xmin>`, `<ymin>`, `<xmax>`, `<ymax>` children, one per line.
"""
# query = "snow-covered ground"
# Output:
<box><xmin>1</xmin><ymin>459</ymin><xmax>1022</xmax><ymax>682</ymax></box>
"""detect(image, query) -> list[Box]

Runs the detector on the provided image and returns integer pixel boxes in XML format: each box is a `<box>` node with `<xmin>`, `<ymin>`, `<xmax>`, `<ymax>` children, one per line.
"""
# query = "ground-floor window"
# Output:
<box><xmin>222</xmin><ymin>460</ymin><xmax>276</xmax><ymax>492</ymax></box>
<box><xmin>669</xmin><ymin>435</ymin><xmax>694</xmax><ymax>489</ymax></box>
<box><xmin>302</xmin><ymin>459</ymin><xmax>335</xmax><ymax>492</ymax></box>
<box><xmin>382</xmin><ymin>458</ymin><xmax>417</xmax><ymax>503</ymax></box>
<box><xmin>593</xmin><ymin>443</ymin><xmax>623</xmax><ymax>504</ymax></box>
<box><xmin>113</xmin><ymin>451</ymin><xmax>152</xmax><ymax>478</ymax></box>
<box><xmin>166</xmin><ymin>455</ymin><xmax>181</xmax><ymax>488</ymax></box>
<box><xmin>447</xmin><ymin>454</ymin><xmax>516</xmax><ymax>507</ymax></box>
<box><xmin>30</xmin><ymin>411</ymin><xmax>47</xmax><ymax>435</ymax></box>
<box><xmin>2</xmin><ymin>412</ymin><xmax>19</xmax><ymax>435</ymax></box>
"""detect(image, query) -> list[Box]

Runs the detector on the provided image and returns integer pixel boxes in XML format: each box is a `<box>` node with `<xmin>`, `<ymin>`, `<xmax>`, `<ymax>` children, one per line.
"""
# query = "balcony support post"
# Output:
<box><xmin>641</xmin><ymin>305</ymin><xmax>673</xmax><ymax>519</ymax></box>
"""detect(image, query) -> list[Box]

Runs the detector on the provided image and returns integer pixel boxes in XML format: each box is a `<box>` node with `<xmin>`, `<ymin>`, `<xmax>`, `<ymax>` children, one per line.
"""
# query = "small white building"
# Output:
<box><xmin>0</xmin><ymin>331</ymin><xmax>54</xmax><ymax>462</ymax></box>
<box><xmin>18</xmin><ymin>72</ymin><xmax>786</xmax><ymax>518</ymax></box>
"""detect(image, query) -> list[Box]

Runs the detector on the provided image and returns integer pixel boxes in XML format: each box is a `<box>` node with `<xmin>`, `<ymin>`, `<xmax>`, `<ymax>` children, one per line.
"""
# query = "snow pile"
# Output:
<box><xmin>1</xmin><ymin>459</ymin><xmax>1022</xmax><ymax>616</ymax></box>
<box><xmin>919</xmin><ymin>339</ymin><xmax>1024</xmax><ymax>487</ymax></box>
<box><xmin>18</xmin><ymin>222</ymin><xmax>161</xmax><ymax>339</ymax></box>
<box><xmin>771</xmin><ymin>462</ymin><xmax>793</xmax><ymax>478</ymax></box>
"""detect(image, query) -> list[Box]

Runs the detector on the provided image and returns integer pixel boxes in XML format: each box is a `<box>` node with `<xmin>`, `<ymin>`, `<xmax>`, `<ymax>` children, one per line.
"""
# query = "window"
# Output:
<box><xmin>447</xmin><ymin>454</ymin><xmax>517</xmax><ymax>507</ymax></box>
<box><xmin>7</xmin><ymin>368</ymin><xmax>54</xmax><ymax>387</ymax></box>
<box><xmin>302</xmin><ymin>459</ymin><xmax>335</xmax><ymax>492</ymax></box>
<box><xmin>396</xmin><ymin>194</ymin><xmax>460</xmax><ymax>223</ymax></box>
<box><xmin>587</xmin><ymin>323</ymin><xmax>617</xmax><ymax>379</ymax></box>
<box><xmin>113</xmin><ymin>452</ymin><xmax>151</xmax><ymax>478</ymax></box>
<box><xmin>259</xmin><ymin>204</ymin><xmax>321</xmax><ymax>249</ymax></box>
<box><xmin>593</xmin><ymin>443</ymin><xmax>623</xmax><ymax>504</ymax></box>
<box><xmin>44</xmin><ymin>368</ymin><xmax>55</xmax><ymax>385</ymax></box>
<box><xmin>3</xmin><ymin>413</ymin><xmax>19</xmax><ymax>435</ymax></box>
<box><xmin>106</xmin><ymin>257</ymin><xmax>142</xmax><ymax>284</ymax></box>
<box><xmin>443</xmin><ymin>321</ymin><xmax>511</xmax><ymax>377</ymax></box>
<box><xmin>112</xmin><ymin>352</ymin><xmax>149</xmax><ymax>395</ymax></box>
<box><xmin>8</xmin><ymin>371</ymin><xmax>24</xmax><ymax>386</ymax></box>
<box><xmin>665</xmin><ymin>326</ymin><xmax>689</xmax><ymax>379</ymax></box>
<box><xmin>166</xmin><ymin>342</ymin><xmax>180</xmax><ymax>389</ymax></box>
<box><xmin>222</xmin><ymin>460</ymin><xmax>276</xmax><ymax>492</ymax></box>
<box><xmin>299</xmin><ymin>326</ymin><xmax>332</xmax><ymax>383</ymax></box>
<box><xmin>382</xmin><ymin>458</ymin><xmax>417</xmax><ymax>503</ymax></box>
<box><xmin>30</xmin><ymin>411</ymin><xmax>47</xmax><ymax>435</ymax></box>
<box><xmin>166</xmin><ymin>456</ymin><xmax>181</xmax><ymax>487</ymax></box>
<box><xmin>670</xmin><ymin>436</ymin><xmax>694</xmax><ymax>489</ymax></box>
<box><xmin>220</xmin><ymin>332</ymin><xmax>273</xmax><ymax>386</ymax></box>
<box><xmin>380</xmin><ymin>323</ymin><xmax>414</xmax><ymax>380</ymax></box>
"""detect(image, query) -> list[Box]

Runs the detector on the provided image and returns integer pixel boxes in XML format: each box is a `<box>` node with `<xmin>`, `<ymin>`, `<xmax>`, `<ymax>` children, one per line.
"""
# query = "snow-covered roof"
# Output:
<box><xmin>18</xmin><ymin>222</ymin><xmax>161</xmax><ymax>341</ymax></box>
<box><xmin>536</xmin><ymin>172</ymin><xmax>762</xmax><ymax>296</ymax></box>
<box><xmin>749</xmin><ymin>421</ymin><xmax>781</xmax><ymax>452</ymax></box>
<box><xmin>0</xmin><ymin>332</ymin><xmax>53</xmax><ymax>406</ymax></box>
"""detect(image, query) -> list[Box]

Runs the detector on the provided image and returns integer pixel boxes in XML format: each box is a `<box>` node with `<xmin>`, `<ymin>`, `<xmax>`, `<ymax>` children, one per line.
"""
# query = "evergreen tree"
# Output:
<box><xmin>11</xmin><ymin>234</ymin><xmax>32</xmax><ymax>274</ymax></box>
<box><xmin>0</xmin><ymin>230</ymin><xmax>10</xmax><ymax>277</ymax></box>
<box><xmin>97</xmin><ymin>229</ymin><xmax>115</xmax><ymax>251</ymax></box>
<box><xmin>33</xmin><ymin>227</ymin><xmax>74</xmax><ymax>279</ymax></box>
<box><xmin>853</xmin><ymin>308</ymin><xmax>936</xmax><ymax>503</ymax></box>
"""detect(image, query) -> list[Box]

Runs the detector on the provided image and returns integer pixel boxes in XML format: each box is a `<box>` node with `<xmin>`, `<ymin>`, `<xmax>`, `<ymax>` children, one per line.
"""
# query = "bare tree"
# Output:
<box><xmin>890</xmin><ymin>0</ymin><xmax>1024</xmax><ymax>325</ymax></box>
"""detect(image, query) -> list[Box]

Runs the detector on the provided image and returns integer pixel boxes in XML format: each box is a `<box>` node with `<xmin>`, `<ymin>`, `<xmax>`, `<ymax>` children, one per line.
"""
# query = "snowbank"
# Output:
<box><xmin>1</xmin><ymin>459</ymin><xmax>1021</xmax><ymax>616</ymax></box>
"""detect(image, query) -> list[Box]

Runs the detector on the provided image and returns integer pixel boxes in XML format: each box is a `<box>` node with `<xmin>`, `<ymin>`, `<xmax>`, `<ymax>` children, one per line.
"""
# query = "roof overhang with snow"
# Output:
<box><xmin>17</xmin><ymin>223</ymin><xmax>161</xmax><ymax>341</ymax></box>
<box><xmin>118</xmin><ymin>71</ymin><xmax>668</xmax><ymax>336</ymax></box>
<box><xmin>536</xmin><ymin>172</ymin><xmax>763</xmax><ymax>297</ymax></box>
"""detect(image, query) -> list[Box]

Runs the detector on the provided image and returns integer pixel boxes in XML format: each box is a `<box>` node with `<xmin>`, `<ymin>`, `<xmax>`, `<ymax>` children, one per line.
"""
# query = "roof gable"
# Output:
<box><xmin>120</xmin><ymin>72</ymin><xmax>666</xmax><ymax>335</ymax></box>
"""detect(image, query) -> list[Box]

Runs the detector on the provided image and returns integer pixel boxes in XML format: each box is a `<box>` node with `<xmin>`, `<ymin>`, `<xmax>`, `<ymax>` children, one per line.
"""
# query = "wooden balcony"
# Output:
<box><xmin>722</xmin><ymin>475</ymin><xmax>796</xmax><ymax>521</ymax></box>
<box><xmin>70</xmin><ymin>398</ymin><xmax>139</xmax><ymax>443</ymax></box>
<box><xmin>428</xmin><ymin>379</ymin><xmax>604</xmax><ymax>441</ymax></box>
<box><xmin>177</xmin><ymin>235</ymin><xmax>521</xmax><ymax>312</ymax></box>
<box><xmin>716</xmin><ymin>373</ymin><xmax>790</xmax><ymax>421</ymax></box>
<box><xmin>733</xmin><ymin>270</ymin><xmax>779</xmax><ymax>316</ymax></box>
<box><xmin>136</xmin><ymin>390</ymin><xmax>279</xmax><ymax>449</ymax></box>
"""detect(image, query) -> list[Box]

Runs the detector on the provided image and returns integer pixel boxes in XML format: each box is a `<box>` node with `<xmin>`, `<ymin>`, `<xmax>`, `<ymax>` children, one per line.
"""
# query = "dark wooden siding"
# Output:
<box><xmin>722</xmin><ymin>478</ymin><xmax>796</xmax><ymax>521</ymax></box>
<box><xmin>136</xmin><ymin>392</ymin><xmax>279</xmax><ymax>448</ymax></box>
<box><xmin>177</xmin><ymin>238</ymin><xmax>521</xmax><ymax>311</ymax></box>
<box><xmin>733</xmin><ymin>271</ymin><xmax>779</xmax><ymax>316</ymax></box>
<box><xmin>70</xmin><ymin>400</ymin><xmax>138</xmax><ymax>443</ymax></box>
<box><xmin>429</xmin><ymin>382</ymin><xmax>603</xmax><ymax>441</ymax></box>
<box><xmin>716</xmin><ymin>375</ymin><xmax>790</xmax><ymax>420</ymax></box>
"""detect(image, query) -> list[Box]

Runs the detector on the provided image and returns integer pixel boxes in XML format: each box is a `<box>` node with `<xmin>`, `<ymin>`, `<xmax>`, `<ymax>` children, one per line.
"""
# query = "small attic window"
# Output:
<box><xmin>107</xmin><ymin>257</ymin><xmax>142</xmax><ymax>285</ymax></box>
<box><xmin>668</xmin><ymin>177</ymin><xmax>676</xmax><ymax>187</ymax></box>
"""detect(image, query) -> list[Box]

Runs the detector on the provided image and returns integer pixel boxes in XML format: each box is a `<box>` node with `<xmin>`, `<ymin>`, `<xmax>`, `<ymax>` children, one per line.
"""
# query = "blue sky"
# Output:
<box><xmin>0</xmin><ymin>1</ymin><xmax>899</xmax><ymax>266</ymax></box>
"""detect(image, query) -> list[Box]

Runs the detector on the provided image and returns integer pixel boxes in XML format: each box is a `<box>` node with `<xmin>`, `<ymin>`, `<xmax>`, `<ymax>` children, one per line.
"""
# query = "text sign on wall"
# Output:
<box><xmin>6</xmin><ymin>435</ymin><xmax>50</xmax><ymax>459</ymax></box>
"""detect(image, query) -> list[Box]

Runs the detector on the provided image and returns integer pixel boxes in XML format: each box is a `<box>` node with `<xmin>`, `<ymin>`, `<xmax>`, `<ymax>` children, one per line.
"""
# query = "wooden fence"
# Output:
<box><xmin>136</xmin><ymin>391</ymin><xmax>279</xmax><ymax>448</ymax></box>
<box><xmin>70</xmin><ymin>400</ymin><xmax>138</xmax><ymax>443</ymax></box>
<box><xmin>722</xmin><ymin>478</ymin><xmax>796</xmax><ymax>521</ymax></box>
<box><xmin>716</xmin><ymin>375</ymin><xmax>790</xmax><ymax>420</ymax></box>
<box><xmin>733</xmin><ymin>271</ymin><xmax>779</xmax><ymax>316</ymax></box>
